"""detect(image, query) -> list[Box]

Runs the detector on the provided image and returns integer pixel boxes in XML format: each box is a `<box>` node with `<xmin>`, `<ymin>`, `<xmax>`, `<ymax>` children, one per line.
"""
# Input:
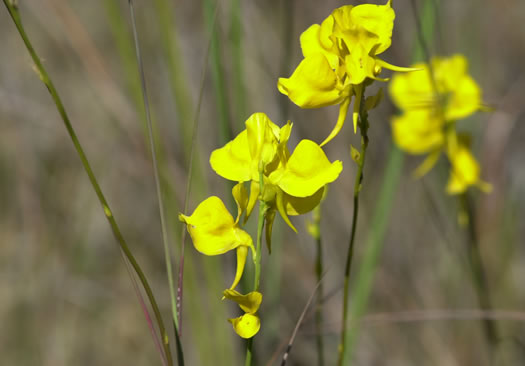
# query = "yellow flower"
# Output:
<box><xmin>178</xmin><ymin>183</ymin><xmax>254</xmax><ymax>290</ymax></box>
<box><xmin>223</xmin><ymin>289</ymin><xmax>262</xmax><ymax>338</ymax></box>
<box><xmin>210</xmin><ymin>112</ymin><xmax>342</xmax><ymax>250</ymax></box>
<box><xmin>389</xmin><ymin>54</ymin><xmax>489</xmax><ymax>193</ymax></box>
<box><xmin>390</xmin><ymin>55</ymin><xmax>482</xmax><ymax>120</ymax></box>
<box><xmin>446</xmin><ymin>135</ymin><xmax>491</xmax><ymax>194</ymax></box>
<box><xmin>278</xmin><ymin>0</ymin><xmax>413</xmax><ymax>145</ymax></box>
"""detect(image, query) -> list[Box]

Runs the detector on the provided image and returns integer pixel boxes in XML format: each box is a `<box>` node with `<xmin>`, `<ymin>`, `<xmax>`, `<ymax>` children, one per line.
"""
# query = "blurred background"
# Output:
<box><xmin>1</xmin><ymin>0</ymin><xmax>524</xmax><ymax>364</ymax></box>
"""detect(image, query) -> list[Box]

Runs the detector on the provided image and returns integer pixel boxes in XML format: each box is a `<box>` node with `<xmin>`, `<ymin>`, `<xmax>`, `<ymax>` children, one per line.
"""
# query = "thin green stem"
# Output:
<box><xmin>127</xmin><ymin>2</ymin><xmax>185</xmax><ymax>364</ymax></box>
<box><xmin>309</xmin><ymin>205</ymin><xmax>324</xmax><ymax>366</ymax></box>
<box><xmin>245</xmin><ymin>172</ymin><xmax>268</xmax><ymax>366</ymax></box>
<box><xmin>177</xmin><ymin>1</ymin><xmax>219</xmax><ymax>334</ymax></box>
<box><xmin>462</xmin><ymin>193</ymin><xmax>499</xmax><ymax>361</ymax></box>
<box><xmin>203</xmin><ymin>0</ymin><xmax>231</xmax><ymax>144</ymax></box>
<box><xmin>2</xmin><ymin>2</ymin><xmax>173</xmax><ymax>365</ymax></box>
<box><xmin>315</xmin><ymin>235</ymin><xmax>324</xmax><ymax>366</ymax></box>
<box><xmin>128</xmin><ymin>0</ymin><xmax>179</xmax><ymax>334</ymax></box>
<box><xmin>337</xmin><ymin>94</ymin><xmax>369</xmax><ymax>366</ymax></box>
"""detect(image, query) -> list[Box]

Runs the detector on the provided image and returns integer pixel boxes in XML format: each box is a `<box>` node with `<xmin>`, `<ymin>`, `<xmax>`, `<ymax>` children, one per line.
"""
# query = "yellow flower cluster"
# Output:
<box><xmin>180</xmin><ymin>112</ymin><xmax>342</xmax><ymax>338</ymax></box>
<box><xmin>278</xmin><ymin>0</ymin><xmax>414</xmax><ymax>145</ymax></box>
<box><xmin>389</xmin><ymin>54</ymin><xmax>491</xmax><ymax>194</ymax></box>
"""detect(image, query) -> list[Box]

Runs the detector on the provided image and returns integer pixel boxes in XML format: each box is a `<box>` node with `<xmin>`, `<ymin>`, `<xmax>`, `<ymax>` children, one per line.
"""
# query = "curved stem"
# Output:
<box><xmin>462</xmin><ymin>193</ymin><xmax>498</xmax><ymax>362</ymax></box>
<box><xmin>337</xmin><ymin>95</ymin><xmax>370</xmax><ymax>366</ymax></box>
<box><xmin>3</xmin><ymin>2</ymin><xmax>173</xmax><ymax>365</ymax></box>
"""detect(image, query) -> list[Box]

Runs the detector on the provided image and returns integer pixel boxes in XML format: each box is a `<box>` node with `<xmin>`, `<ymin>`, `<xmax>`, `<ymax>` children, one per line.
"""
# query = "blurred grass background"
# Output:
<box><xmin>1</xmin><ymin>0</ymin><xmax>525</xmax><ymax>365</ymax></box>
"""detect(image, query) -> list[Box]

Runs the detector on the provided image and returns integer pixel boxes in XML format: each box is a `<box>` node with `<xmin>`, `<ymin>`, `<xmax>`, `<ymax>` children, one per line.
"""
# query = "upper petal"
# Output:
<box><xmin>392</xmin><ymin>110</ymin><xmax>445</xmax><ymax>155</ymax></box>
<box><xmin>245</xmin><ymin>112</ymin><xmax>279</xmax><ymax>169</ymax></box>
<box><xmin>300</xmin><ymin>23</ymin><xmax>339</xmax><ymax>69</ymax></box>
<box><xmin>269</xmin><ymin>140</ymin><xmax>343</xmax><ymax>197</ymax></box>
<box><xmin>210</xmin><ymin>130</ymin><xmax>253</xmax><ymax>182</ymax></box>
<box><xmin>434</xmin><ymin>55</ymin><xmax>482</xmax><ymax>120</ymax></box>
<box><xmin>278</xmin><ymin>53</ymin><xmax>345</xmax><ymax>108</ymax></box>
<box><xmin>350</xmin><ymin>0</ymin><xmax>394</xmax><ymax>54</ymax></box>
<box><xmin>389</xmin><ymin>64</ymin><xmax>435</xmax><ymax>112</ymax></box>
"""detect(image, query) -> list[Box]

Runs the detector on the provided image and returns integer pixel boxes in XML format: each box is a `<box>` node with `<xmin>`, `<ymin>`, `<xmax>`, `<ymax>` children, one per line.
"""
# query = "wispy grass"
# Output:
<box><xmin>202</xmin><ymin>0</ymin><xmax>231</xmax><ymax>144</ymax></box>
<box><xmin>127</xmin><ymin>1</ymin><xmax>184</xmax><ymax>364</ymax></box>
<box><xmin>2</xmin><ymin>1</ymin><xmax>173</xmax><ymax>364</ymax></box>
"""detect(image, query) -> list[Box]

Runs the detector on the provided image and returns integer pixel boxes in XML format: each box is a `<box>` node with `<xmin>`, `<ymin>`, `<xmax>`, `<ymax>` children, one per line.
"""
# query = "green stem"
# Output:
<box><xmin>2</xmin><ymin>2</ymin><xmax>173</xmax><ymax>365</ymax></box>
<box><xmin>462</xmin><ymin>193</ymin><xmax>499</xmax><ymax>360</ymax></box>
<box><xmin>245</xmin><ymin>172</ymin><xmax>268</xmax><ymax>366</ymax></box>
<box><xmin>337</xmin><ymin>97</ymin><xmax>369</xmax><ymax>366</ymax></box>
<box><xmin>310</xmin><ymin>206</ymin><xmax>324</xmax><ymax>366</ymax></box>
<box><xmin>315</xmin><ymin>236</ymin><xmax>324</xmax><ymax>366</ymax></box>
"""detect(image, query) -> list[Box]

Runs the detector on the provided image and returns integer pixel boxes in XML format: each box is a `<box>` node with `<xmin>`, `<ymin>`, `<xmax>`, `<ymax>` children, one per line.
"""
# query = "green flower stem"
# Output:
<box><xmin>245</xmin><ymin>172</ymin><xmax>268</xmax><ymax>366</ymax></box>
<box><xmin>308</xmin><ymin>205</ymin><xmax>324</xmax><ymax>366</ymax></box>
<box><xmin>461</xmin><ymin>193</ymin><xmax>499</xmax><ymax>357</ymax></box>
<box><xmin>337</xmin><ymin>94</ymin><xmax>370</xmax><ymax>366</ymax></box>
<box><xmin>2</xmin><ymin>2</ymin><xmax>173</xmax><ymax>365</ymax></box>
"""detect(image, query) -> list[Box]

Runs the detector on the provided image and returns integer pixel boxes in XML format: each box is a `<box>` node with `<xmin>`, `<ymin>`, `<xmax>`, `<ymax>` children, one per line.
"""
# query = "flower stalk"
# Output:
<box><xmin>461</xmin><ymin>193</ymin><xmax>499</xmax><ymax>358</ymax></box>
<box><xmin>245</xmin><ymin>171</ymin><xmax>268</xmax><ymax>366</ymax></box>
<box><xmin>338</xmin><ymin>92</ymin><xmax>370</xmax><ymax>366</ymax></box>
<box><xmin>313</xmin><ymin>208</ymin><xmax>325</xmax><ymax>366</ymax></box>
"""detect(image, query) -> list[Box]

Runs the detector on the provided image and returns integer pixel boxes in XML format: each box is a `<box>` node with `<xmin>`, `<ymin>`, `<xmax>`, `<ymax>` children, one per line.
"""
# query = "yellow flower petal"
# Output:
<box><xmin>232</xmin><ymin>182</ymin><xmax>248</xmax><ymax>224</ymax></box>
<box><xmin>269</xmin><ymin>140</ymin><xmax>343</xmax><ymax>198</ymax></box>
<box><xmin>320</xmin><ymin>96</ymin><xmax>351</xmax><ymax>146</ymax></box>
<box><xmin>245</xmin><ymin>180</ymin><xmax>260</xmax><ymax>224</ymax></box>
<box><xmin>284</xmin><ymin>187</ymin><xmax>325</xmax><ymax>216</ymax></box>
<box><xmin>277</xmin><ymin>53</ymin><xmax>345</xmax><ymax>108</ymax></box>
<box><xmin>343</xmin><ymin>45</ymin><xmax>377</xmax><ymax>85</ymax></box>
<box><xmin>392</xmin><ymin>110</ymin><xmax>445</xmax><ymax>155</ymax></box>
<box><xmin>352</xmin><ymin>83</ymin><xmax>363</xmax><ymax>133</ymax></box>
<box><xmin>276</xmin><ymin>189</ymin><xmax>297</xmax><ymax>233</ymax></box>
<box><xmin>210</xmin><ymin>130</ymin><xmax>253</xmax><ymax>182</ymax></box>
<box><xmin>446</xmin><ymin>137</ymin><xmax>488</xmax><ymax>195</ymax></box>
<box><xmin>300</xmin><ymin>23</ymin><xmax>339</xmax><ymax>69</ymax></box>
<box><xmin>228</xmin><ymin>314</ymin><xmax>261</xmax><ymax>339</ymax></box>
<box><xmin>264</xmin><ymin>209</ymin><xmax>276</xmax><ymax>253</ymax></box>
<box><xmin>389</xmin><ymin>64</ymin><xmax>434</xmax><ymax>112</ymax></box>
<box><xmin>390</xmin><ymin>55</ymin><xmax>483</xmax><ymax>121</ymax></box>
<box><xmin>229</xmin><ymin>246</ymin><xmax>249</xmax><ymax>290</ymax></box>
<box><xmin>223</xmin><ymin>289</ymin><xmax>262</xmax><ymax>314</ymax></box>
<box><xmin>245</xmin><ymin>113</ymin><xmax>280</xmax><ymax>169</ymax></box>
<box><xmin>348</xmin><ymin>0</ymin><xmax>394</xmax><ymax>54</ymax></box>
<box><xmin>178</xmin><ymin>196</ymin><xmax>253</xmax><ymax>256</ymax></box>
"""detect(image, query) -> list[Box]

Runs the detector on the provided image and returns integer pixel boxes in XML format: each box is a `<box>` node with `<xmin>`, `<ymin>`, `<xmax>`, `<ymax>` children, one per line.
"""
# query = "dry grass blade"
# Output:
<box><xmin>128</xmin><ymin>0</ymin><xmax>180</xmax><ymax>364</ymax></box>
<box><xmin>280</xmin><ymin>279</ymin><xmax>324</xmax><ymax>366</ymax></box>
<box><xmin>2</xmin><ymin>1</ymin><xmax>174</xmax><ymax>365</ymax></box>
<box><xmin>177</xmin><ymin>0</ymin><xmax>220</xmax><ymax>333</ymax></box>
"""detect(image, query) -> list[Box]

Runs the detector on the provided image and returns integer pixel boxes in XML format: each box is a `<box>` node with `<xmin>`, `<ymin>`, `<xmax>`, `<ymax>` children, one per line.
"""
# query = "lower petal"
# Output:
<box><xmin>229</xmin><ymin>246</ymin><xmax>249</xmax><ymax>291</ymax></box>
<box><xmin>228</xmin><ymin>314</ymin><xmax>261</xmax><ymax>339</ymax></box>
<box><xmin>320</xmin><ymin>96</ymin><xmax>351</xmax><ymax>146</ymax></box>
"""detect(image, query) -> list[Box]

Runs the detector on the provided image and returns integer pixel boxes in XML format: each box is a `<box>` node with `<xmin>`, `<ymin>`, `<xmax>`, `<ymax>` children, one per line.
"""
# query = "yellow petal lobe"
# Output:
<box><xmin>178</xmin><ymin>196</ymin><xmax>253</xmax><ymax>256</ymax></box>
<box><xmin>223</xmin><ymin>289</ymin><xmax>262</xmax><ymax>314</ymax></box>
<box><xmin>228</xmin><ymin>314</ymin><xmax>261</xmax><ymax>339</ymax></box>
<box><xmin>270</xmin><ymin>140</ymin><xmax>343</xmax><ymax>198</ymax></box>
<box><xmin>277</xmin><ymin>53</ymin><xmax>345</xmax><ymax>108</ymax></box>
